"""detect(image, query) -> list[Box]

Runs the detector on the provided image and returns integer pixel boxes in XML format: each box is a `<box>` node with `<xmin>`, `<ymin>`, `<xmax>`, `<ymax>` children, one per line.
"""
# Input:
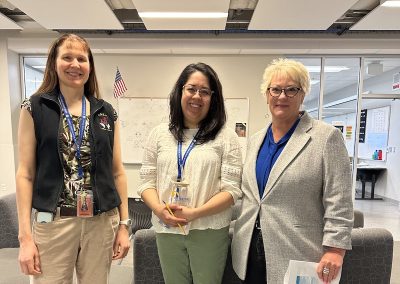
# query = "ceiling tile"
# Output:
<box><xmin>7</xmin><ymin>0</ymin><xmax>123</xmax><ymax>30</ymax></box>
<box><xmin>249</xmin><ymin>0</ymin><xmax>358</xmax><ymax>30</ymax></box>
<box><xmin>350</xmin><ymin>6</ymin><xmax>400</xmax><ymax>30</ymax></box>
<box><xmin>0</xmin><ymin>13</ymin><xmax>23</xmax><ymax>30</ymax></box>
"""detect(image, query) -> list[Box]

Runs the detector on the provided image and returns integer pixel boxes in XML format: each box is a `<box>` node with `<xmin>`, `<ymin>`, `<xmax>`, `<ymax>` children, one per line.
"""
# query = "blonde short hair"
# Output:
<box><xmin>260</xmin><ymin>58</ymin><xmax>310</xmax><ymax>96</ymax></box>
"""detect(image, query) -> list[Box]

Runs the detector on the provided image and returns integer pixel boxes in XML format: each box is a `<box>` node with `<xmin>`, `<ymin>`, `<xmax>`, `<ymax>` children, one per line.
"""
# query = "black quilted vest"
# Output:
<box><xmin>29</xmin><ymin>92</ymin><xmax>121</xmax><ymax>213</ymax></box>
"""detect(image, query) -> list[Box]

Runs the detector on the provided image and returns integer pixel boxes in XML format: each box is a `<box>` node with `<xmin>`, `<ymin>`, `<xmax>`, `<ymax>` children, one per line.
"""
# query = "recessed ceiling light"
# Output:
<box><xmin>381</xmin><ymin>0</ymin><xmax>400</xmax><ymax>7</ymax></box>
<box><xmin>139</xmin><ymin>12</ymin><xmax>228</xmax><ymax>19</ymax></box>
<box><xmin>306</xmin><ymin>66</ymin><xmax>350</xmax><ymax>73</ymax></box>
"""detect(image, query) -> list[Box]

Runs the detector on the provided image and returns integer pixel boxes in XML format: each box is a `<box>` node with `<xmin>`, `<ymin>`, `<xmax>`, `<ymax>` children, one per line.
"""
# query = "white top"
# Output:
<box><xmin>138</xmin><ymin>123</ymin><xmax>243</xmax><ymax>234</ymax></box>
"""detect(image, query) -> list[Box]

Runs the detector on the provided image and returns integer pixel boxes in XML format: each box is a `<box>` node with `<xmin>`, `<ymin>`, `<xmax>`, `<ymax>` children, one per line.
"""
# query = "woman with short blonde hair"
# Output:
<box><xmin>232</xmin><ymin>58</ymin><xmax>353</xmax><ymax>284</ymax></box>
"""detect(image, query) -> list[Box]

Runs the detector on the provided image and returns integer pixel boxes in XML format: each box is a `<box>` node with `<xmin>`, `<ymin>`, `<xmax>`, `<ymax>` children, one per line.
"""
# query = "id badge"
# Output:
<box><xmin>76</xmin><ymin>189</ymin><xmax>94</xmax><ymax>217</ymax></box>
<box><xmin>168</xmin><ymin>178</ymin><xmax>190</xmax><ymax>206</ymax></box>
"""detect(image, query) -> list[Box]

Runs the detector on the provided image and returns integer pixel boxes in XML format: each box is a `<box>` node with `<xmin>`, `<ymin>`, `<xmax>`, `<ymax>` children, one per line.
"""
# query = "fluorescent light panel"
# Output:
<box><xmin>306</xmin><ymin>66</ymin><xmax>350</xmax><ymax>73</ymax></box>
<box><xmin>139</xmin><ymin>12</ymin><xmax>228</xmax><ymax>18</ymax></box>
<box><xmin>381</xmin><ymin>0</ymin><xmax>400</xmax><ymax>7</ymax></box>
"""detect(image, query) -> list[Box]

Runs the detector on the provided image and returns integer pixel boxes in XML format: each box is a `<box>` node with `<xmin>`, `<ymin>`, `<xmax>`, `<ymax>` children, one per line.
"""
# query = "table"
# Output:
<box><xmin>356</xmin><ymin>166</ymin><xmax>386</xmax><ymax>200</ymax></box>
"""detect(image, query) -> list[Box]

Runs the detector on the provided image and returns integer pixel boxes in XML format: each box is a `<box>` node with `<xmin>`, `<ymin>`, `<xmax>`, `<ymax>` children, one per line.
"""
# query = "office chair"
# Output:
<box><xmin>128</xmin><ymin>198</ymin><xmax>153</xmax><ymax>235</ymax></box>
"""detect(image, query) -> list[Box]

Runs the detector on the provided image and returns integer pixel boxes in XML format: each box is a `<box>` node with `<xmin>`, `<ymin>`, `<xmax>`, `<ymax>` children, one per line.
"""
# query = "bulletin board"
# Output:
<box><xmin>358</xmin><ymin>106</ymin><xmax>390</xmax><ymax>161</ymax></box>
<box><xmin>118</xmin><ymin>97</ymin><xmax>249</xmax><ymax>164</ymax></box>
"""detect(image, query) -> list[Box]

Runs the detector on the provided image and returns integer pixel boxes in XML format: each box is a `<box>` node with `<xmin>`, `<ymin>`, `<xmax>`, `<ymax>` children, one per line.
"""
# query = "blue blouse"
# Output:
<box><xmin>256</xmin><ymin>118</ymin><xmax>301</xmax><ymax>198</ymax></box>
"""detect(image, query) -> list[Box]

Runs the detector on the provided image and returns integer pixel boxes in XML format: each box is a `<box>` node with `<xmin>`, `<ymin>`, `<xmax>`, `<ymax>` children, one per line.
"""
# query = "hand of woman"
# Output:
<box><xmin>18</xmin><ymin>238</ymin><xmax>41</xmax><ymax>275</ymax></box>
<box><xmin>173</xmin><ymin>206</ymin><xmax>199</xmax><ymax>222</ymax></box>
<box><xmin>154</xmin><ymin>204</ymin><xmax>188</xmax><ymax>227</ymax></box>
<box><xmin>317</xmin><ymin>247</ymin><xmax>345</xmax><ymax>283</ymax></box>
<box><xmin>112</xmin><ymin>226</ymin><xmax>131</xmax><ymax>260</ymax></box>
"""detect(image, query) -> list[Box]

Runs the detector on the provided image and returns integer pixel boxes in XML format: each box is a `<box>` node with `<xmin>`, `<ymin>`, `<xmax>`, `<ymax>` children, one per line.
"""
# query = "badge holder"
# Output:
<box><xmin>169</xmin><ymin>177</ymin><xmax>190</xmax><ymax>206</ymax></box>
<box><xmin>166</xmin><ymin>177</ymin><xmax>190</xmax><ymax>232</ymax></box>
<box><xmin>76</xmin><ymin>189</ymin><xmax>94</xmax><ymax>217</ymax></box>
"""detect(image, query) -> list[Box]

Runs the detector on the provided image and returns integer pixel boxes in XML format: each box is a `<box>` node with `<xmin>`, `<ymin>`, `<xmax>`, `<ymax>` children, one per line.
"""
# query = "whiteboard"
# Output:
<box><xmin>358</xmin><ymin>105</ymin><xmax>390</xmax><ymax>161</ymax></box>
<box><xmin>118</xmin><ymin>97</ymin><xmax>249</xmax><ymax>164</ymax></box>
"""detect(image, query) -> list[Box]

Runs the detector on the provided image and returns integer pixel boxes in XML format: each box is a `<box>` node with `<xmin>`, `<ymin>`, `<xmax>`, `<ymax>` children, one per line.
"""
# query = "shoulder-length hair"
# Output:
<box><xmin>169</xmin><ymin>62</ymin><xmax>226</xmax><ymax>144</ymax></box>
<box><xmin>34</xmin><ymin>33</ymin><xmax>100</xmax><ymax>98</ymax></box>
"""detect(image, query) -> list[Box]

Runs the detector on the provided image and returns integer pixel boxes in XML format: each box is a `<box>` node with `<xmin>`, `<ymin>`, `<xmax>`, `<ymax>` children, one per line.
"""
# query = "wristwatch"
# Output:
<box><xmin>119</xmin><ymin>219</ymin><xmax>132</xmax><ymax>228</ymax></box>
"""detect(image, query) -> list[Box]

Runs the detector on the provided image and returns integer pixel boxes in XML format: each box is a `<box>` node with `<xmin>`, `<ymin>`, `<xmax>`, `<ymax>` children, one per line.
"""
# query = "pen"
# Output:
<box><xmin>163</xmin><ymin>201</ymin><xmax>186</xmax><ymax>235</ymax></box>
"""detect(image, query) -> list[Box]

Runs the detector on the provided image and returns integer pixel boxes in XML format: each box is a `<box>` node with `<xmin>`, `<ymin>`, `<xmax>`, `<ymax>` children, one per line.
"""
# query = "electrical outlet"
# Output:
<box><xmin>0</xmin><ymin>184</ymin><xmax>6</xmax><ymax>191</ymax></box>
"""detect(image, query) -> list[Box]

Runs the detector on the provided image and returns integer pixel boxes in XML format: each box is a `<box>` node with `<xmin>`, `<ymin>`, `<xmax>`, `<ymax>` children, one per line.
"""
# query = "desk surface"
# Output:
<box><xmin>357</xmin><ymin>165</ymin><xmax>386</xmax><ymax>170</ymax></box>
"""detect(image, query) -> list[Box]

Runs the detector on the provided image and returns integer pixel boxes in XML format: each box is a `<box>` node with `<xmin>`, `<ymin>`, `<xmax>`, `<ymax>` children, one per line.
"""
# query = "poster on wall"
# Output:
<box><xmin>235</xmin><ymin>123</ymin><xmax>247</xmax><ymax>137</ymax></box>
<box><xmin>332</xmin><ymin>121</ymin><xmax>344</xmax><ymax>137</ymax></box>
<box><xmin>359</xmin><ymin>109</ymin><xmax>367</xmax><ymax>143</ymax></box>
<box><xmin>358</xmin><ymin>106</ymin><xmax>390</xmax><ymax>161</ymax></box>
<box><xmin>346</xmin><ymin>126</ymin><xmax>353</xmax><ymax>140</ymax></box>
<box><xmin>393</xmin><ymin>72</ymin><xmax>400</xmax><ymax>90</ymax></box>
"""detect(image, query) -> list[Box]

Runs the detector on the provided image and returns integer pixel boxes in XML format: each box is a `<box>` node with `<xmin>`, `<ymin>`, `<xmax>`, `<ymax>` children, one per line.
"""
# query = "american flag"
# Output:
<box><xmin>113</xmin><ymin>67</ymin><xmax>127</xmax><ymax>98</ymax></box>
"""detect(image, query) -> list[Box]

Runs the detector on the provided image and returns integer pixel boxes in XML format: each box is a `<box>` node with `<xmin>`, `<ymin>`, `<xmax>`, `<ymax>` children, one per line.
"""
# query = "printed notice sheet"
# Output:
<box><xmin>284</xmin><ymin>260</ymin><xmax>341</xmax><ymax>284</ymax></box>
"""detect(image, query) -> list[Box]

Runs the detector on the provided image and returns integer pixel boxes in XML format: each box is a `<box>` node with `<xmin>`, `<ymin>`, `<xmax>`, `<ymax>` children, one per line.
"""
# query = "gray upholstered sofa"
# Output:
<box><xmin>0</xmin><ymin>193</ymin><xmax>25</xmax><ymax>283</ymax></box>
<box><xmin>133</xmin><ymin>206</ymin><xmax>393</xmax><ymax>284</ymax></box>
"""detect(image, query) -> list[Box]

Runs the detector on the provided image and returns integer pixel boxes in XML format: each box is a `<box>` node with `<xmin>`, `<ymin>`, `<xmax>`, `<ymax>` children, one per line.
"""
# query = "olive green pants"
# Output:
<box><xmin>156</xmin><ymin>226</ymin><xmax>230</xmax><ymax>284</ymax></box>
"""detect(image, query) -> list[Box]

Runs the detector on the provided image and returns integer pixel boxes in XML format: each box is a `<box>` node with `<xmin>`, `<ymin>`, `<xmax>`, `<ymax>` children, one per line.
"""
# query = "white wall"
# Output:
<box><xmin>93</xmin><ymin>54</ymin><xmax>276</xmax><ymax>197</ymax></box>
<box><xmin>8</xmin><ymin>50</ymin><xmax>21</xmax><ymax>173</ymax></box>
<box><xmin>0</xmin><ymin>38</ymin><xmax>18</xmax><ymax>197</ymax></box>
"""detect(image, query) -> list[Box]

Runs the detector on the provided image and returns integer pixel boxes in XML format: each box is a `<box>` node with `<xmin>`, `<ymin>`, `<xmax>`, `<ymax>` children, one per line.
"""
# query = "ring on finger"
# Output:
<box><xmin>322</xmin><ymin>267</ymin><xmax>330</xmax><ymax>275</ymax></box>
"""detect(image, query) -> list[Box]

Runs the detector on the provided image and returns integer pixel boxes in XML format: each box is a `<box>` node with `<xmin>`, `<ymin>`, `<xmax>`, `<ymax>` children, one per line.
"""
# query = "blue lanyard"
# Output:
<box><xmin>177</xmin><ymin>132</ymin><xmax>198</xmax><ymax>180</ymax></box>
<box><xmin>58</xmin><ymin>94</ymin><xmax>86</xmax><ymax>179</ymax></box>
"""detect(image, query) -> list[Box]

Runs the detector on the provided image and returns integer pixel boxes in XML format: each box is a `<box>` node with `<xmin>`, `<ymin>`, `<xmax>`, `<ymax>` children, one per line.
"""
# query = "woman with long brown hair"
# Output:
<box><xmin>16</xmin><ymin>34</ymin><xmax>130</xmax><ymax>283</ymax></box>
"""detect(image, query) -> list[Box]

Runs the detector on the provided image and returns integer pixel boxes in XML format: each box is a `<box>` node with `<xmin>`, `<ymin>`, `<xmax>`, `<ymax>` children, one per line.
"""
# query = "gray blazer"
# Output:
<box><xmin>231</xmin><ymin>112</ymin><xmax>353</xmax><ymax>283</ymax></box>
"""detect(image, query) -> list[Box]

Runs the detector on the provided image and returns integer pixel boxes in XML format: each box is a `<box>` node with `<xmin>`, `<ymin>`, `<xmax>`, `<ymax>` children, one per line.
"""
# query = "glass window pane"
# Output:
<box><xmin>356</xmin><ymin>57</ymin><xmax>400</xmax><ymax>200</ymax></box>
<box><xmin>23</xmin><ymin>56</ymin><xmax>47</xmax><ymax>98</ymax></box>
<box><xmin>321</xmin><ymin>58</ymin><xmax>360</xmax><ymax>159</ymax></box>
<box><xmin>363</xmin><ymin>58</ymin><xmax>400</xmax><ymax>95</ymax></box>
<box><xmin>289</xmin><ymin>57</ymin><xmax>321</xmax><ymax>119</ymax></box>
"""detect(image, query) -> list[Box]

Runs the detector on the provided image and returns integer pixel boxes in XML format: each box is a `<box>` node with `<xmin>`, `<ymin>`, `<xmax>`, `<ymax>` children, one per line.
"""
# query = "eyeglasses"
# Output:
<box><xmin>183</xmin><ymin>85</ymin><xmax>214</xmax><ymax>98</ymax></box>
<box><xmin>267</xmin><ymin>87</ymin><xmax>302</xmax><ymax>98</ymax></box>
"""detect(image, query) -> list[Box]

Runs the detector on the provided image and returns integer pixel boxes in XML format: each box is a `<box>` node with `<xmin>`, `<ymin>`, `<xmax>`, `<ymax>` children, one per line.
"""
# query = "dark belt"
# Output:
<box><xmin>59</xmin><ymin>205</ymin><xmax>78</xmax><ymax>217</ymax></box>
<box><xmin>59</xmin><ymin>205</ymin><xmax>100</xmax><ymax>216</ymax></box>
<box><xmin>255</xmin><ymin>214</ymin><xmax>261</xmax><ymax>230</ymax></box>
